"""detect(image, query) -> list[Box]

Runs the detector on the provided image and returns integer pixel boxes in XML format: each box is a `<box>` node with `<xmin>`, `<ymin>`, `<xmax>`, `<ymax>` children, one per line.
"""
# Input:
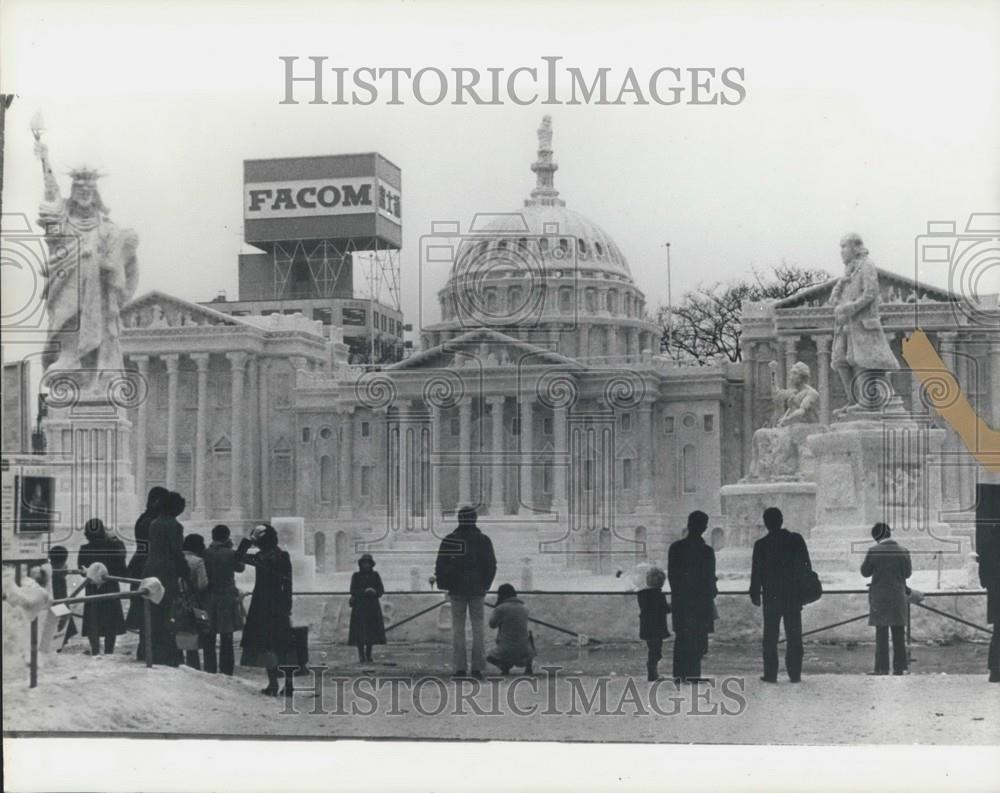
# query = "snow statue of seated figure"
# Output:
<box><xmin>748</xmin><ymin>360</ymin><xmax>825</xmax><ymax>481</ymax></box>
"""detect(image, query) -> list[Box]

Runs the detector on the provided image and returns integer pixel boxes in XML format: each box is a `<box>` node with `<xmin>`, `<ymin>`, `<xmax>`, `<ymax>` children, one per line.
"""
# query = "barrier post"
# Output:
<box><xmin>906</xmin><ymin>600</ymin><xmax>912</xmax><ymax>667</ymax></box>
<box><xmin>144</xmin><ymin>598</ymin><xmax>153</xmax><ymax>668</ymax></box>
<box><xmin>29</xmin><ymin>618</ymin><xmax>38</xmax><ymax>688</ymax></box>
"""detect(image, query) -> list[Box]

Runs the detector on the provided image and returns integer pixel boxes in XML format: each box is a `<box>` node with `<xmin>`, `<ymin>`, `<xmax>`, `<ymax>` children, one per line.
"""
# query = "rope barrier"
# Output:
<box><xmin>383</xmin><ymin>600</ymin><xmax>446</xmax><ymax>632</ymax></box>
<box><xmin>913</xmin><ymin>601</ymin><xmax>992</xmax><ymax>635</ymax></box>
<box><xmin>483</xmin><ymin>600</ymin><xmax>589</xmax><ymax>641</ymax></box>
<box><xmin>287</xmin><ymin>588</ymin><xmax>988</xmax><ymax>598</ymax></box>
<box><xmin>779</xmin><ymin>612</ymin><xmax>870</xmax><ymax>644</ymax></box>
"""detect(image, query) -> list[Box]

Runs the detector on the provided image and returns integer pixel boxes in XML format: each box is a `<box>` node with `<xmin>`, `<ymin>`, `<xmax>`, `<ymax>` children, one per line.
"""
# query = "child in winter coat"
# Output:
<box><xmin>179</xmin><ymin>533</ymin><xmax>210</xmax><ymax>669</ymax></box>
<box><xmin>48</xmin><ymin>545</ymin><xmax>77</xmax><ymax>649</ymax></box>
<box><xmin>637</xmin><ymin>566</ymin><xmax>671</xmax><ymax>681</ymax></box>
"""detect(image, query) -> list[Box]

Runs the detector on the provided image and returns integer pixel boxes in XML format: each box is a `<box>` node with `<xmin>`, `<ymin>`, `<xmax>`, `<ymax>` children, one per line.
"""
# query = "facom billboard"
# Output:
<box><xmin>243</xmin><ymin>153</ymin><xmax>401</xmax><ymax>249</ymax></box>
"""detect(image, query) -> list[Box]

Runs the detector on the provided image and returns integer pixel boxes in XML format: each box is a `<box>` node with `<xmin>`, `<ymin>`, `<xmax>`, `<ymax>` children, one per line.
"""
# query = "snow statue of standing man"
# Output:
<box><xmin>33</xmin><ymin>113</ymin><xmax>139</xmax><ymax>394</ymax></box>
<box><xmin>829</xmin><ymin>233</ymin><xmax>898</xmax><ymax>415</ymax></box>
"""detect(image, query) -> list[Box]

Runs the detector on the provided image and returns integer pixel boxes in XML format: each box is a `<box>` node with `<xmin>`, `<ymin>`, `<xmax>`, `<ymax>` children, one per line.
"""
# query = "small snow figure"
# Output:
<box><xmin>619</xmin><ymin>562</ymin><xmax>654</xmax><ymax>592</ymax></box>
<box><xmin>348</xmin><ymin>554</ymin><xmax>385</xmax><ymax>663</ymax></box>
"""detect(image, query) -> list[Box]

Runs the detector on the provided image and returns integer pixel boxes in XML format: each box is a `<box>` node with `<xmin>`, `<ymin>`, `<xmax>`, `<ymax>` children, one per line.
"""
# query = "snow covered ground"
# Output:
<box><xmin>5</xmin><ymin>647</ymin><xmax>999</xmax><ymax>744</ymax></box>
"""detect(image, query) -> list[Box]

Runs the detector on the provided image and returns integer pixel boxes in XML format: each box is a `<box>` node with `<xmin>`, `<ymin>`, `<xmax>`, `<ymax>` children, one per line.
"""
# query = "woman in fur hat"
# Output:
<box><xmin>237</xmin><ymin>524</ymin><xmax>295</xmax><ymax>696</ymax></box>
<box><xmin>348</xmin><ymin>554</ymin><xmax>386</xmax><ymax>663</ymax></box>
<box><xmin>142</xmin><ymin>491</ymin><xmax>189</xmax><ymax>666</ymax></box>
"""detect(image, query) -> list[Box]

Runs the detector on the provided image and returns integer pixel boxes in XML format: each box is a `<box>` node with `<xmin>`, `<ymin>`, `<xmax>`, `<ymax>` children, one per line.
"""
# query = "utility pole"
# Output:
<box><xmin>664</xmin><ymin>242</ymin><xmax>673</xmax><ymax>359</ymax></box>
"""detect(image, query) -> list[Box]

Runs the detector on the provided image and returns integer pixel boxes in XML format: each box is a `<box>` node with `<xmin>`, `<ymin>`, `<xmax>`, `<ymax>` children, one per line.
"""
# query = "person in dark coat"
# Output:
<box><xmin>975</xmin><ymin>488</ymin><xmax>1000</xmax><ymax>682</ymax></box>
<box><xmin>348</xmin><ymin>554</ymin><xmax>386</xmax><ymax>663</ymax></box>
<box><xmin>434</xmin><ymin>506</ymin><xmax>497</xmax><ymax>679</ymax></box>
<box><xmin>77</xmin><ymin>518</ymin><xmax>127</xmax><ymax>655</ymax></box>
<box><xmin>487</xmin><ymin>583</ymin><xmax>536</xmax><ymax>675</ymax></box>
<box><xmin>636</xmin><ymin>566</ymin><xmax>671</xmax><ymax>681</ymax></box>
<box><xmin>861</xmin><ymin>522</ymin><xmax>912</xmax><ymax>675</ymax></box>
<box><xmin>141</xmin><ymin>491</ymin><xmax>189</xmax><ymax>667</ymax></box>
<box><xmin>750</xmin><ymin>506</ymin><xmax>813</xmax><ymax>683</ymax></box>
<box><xmin>125</xmin><ymin>486</ymin><xmax>168</xmax><ymax>658</ymax></box>
<box><xmin>48</xmin><ymin>545</ymin><xmax>77</xmax><ymax>648</ymax></box>
<box><xmin>237</xmin><ymin>524</ymin><xmax>295</xmax><ymax>697</ymax></box>
<box><xmin>667</xmin><ymin>511</ymin><xmax>716</xmax><ymax>682</ymax></box>
<box><xmin>203</xmin><ymin>524</ymin><xmax>245</xmax><ymax>675</ymax></box>
<box><xmin>667</xmin><ymin>510</ymin><xmax>718</xmax><ymax>682</ymax></box>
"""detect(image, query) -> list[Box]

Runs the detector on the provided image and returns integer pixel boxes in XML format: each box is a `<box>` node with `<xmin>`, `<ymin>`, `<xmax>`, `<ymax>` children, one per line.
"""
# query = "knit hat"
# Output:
<box><xmin>496</xmin><ymin>583</ymin><xmax>517</xmax><ymax>603</ymax></box>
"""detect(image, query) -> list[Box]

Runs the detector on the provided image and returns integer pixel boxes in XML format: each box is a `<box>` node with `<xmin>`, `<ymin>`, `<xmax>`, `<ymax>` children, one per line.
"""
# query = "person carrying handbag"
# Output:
<box><xmin>749</xmin><ymin>507</ymin><xmax>815</xmax><ymax>683</ymax></box>
<box><xmin>176</xmin><ymin>534</ymin><xmax>210</xmax><ymax>669</ymax></box>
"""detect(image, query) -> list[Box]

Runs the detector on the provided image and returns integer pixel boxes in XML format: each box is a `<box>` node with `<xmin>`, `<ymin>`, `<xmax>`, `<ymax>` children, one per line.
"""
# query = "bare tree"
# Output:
<box><xmin>658</xmin><ymin>264</ymin><xmax>830</xmax><ymax>364</ymax></box>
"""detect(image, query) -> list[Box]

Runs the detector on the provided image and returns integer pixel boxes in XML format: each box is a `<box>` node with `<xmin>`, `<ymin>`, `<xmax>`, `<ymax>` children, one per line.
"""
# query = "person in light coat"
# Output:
<box><xmin>860</xmin><ymin>522</ymin><xmax>912</xmax><ymax>675</ymax></box>
<box><xmin>486</xmin><ymin>584</ymin><xmax>535</xmax><ymax>675</ymax></box>
<box><xmin>180</xmin><ymin>533</ymin><xmax>209</xmax><ymax>670</ymax></box>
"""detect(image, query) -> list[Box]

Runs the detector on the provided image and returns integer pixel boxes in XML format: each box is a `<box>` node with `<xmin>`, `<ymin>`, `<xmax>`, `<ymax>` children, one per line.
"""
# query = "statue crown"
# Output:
<box><xmin>67</xmin><ymin>165</ymin><xmax>106</xmax><ymax>182</ymax></box>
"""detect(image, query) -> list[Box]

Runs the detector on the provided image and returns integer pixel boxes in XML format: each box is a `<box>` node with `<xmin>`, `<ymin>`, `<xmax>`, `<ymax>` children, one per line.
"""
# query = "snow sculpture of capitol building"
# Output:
<box><xmin>32</xmin><ymin>116</ymin><xmax>988</xmax><ymax>585</ymax></box>
<box><xmin>106</xmin><ymin>117</ymin><xmax>745</xmax><ymax>584</ymax></box>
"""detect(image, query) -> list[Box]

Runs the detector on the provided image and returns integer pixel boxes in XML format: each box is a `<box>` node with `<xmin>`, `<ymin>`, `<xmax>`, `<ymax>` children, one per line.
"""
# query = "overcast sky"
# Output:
<box><xmin>2</xmin><ymin>0</ymin><xmax>999</xmax><ymax>362</ymax></box>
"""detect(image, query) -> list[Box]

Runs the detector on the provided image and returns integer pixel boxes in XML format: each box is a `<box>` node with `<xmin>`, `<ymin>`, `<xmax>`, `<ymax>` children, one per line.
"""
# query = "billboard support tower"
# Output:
<box><xmin>239</xmin><ymin>152</ymin><xmax>403</xmax><ymax>364</ymax></box>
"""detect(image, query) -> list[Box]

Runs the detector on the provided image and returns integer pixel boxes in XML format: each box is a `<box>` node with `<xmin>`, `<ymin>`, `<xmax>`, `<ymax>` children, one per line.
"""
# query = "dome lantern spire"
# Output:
<box><xmin>525</xmin><ymin>115</ymin><xmax>565</xmax><ymax>207</ymax></box>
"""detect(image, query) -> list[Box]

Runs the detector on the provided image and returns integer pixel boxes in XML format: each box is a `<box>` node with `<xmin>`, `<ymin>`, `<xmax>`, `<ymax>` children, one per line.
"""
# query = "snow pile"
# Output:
<box><xmin>3</xmin><ymin>598</ymin><xmax>31</xmax><ymax>670</ymax></box>
<box><xmin>3</xmin><ymin>652</ymin><xmax>274</xmax><ymax>734</ymax></box>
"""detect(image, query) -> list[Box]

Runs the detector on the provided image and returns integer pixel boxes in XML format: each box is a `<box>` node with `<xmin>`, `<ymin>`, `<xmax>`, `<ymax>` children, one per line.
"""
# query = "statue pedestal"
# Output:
<box><xmin>721</xmin><ymin>480</ymin><xmax>817</xmax><ymax>538</ymax></box>
<box><xmin>40</xmin><ymin>389</ymin><xmax>136</xmax><ymax>541</ymax></box>
<box><xmin>749</xmin><ymin>422</ymin><xmax>827</xmax><ymax>481</ymax></box>
<box><xmin>718</xmin><ymin>480</ymin><xmax>816</xmax><ymax>574</ymax></box>
<box><xmin>804</xmin><ymin>412</ymin><xmax>964</xmax><ymax>571</ymax></box>
<box><xmin>719</xmin><ymin>413</ymin><xmax>827</xmax><ymax>572</ymax></box>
